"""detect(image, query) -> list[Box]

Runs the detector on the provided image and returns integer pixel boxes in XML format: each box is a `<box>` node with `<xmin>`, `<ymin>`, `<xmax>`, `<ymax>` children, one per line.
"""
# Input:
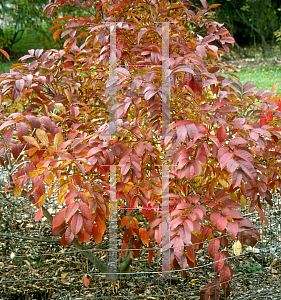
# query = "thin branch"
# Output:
<box><xmin>0</xmin><ymin>232</ymin><xmax>61</xmax><ymax>243</ymax></box>
<box><xmin>0</xmin><ymin>131</ymin><xmax>12</xmax><ymax>174</ymax></box>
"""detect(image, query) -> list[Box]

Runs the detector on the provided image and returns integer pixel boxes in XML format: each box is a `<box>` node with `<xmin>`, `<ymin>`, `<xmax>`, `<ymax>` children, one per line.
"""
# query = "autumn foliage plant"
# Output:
<box><xmin>1</xmin><ymin>0</ymin><xmax>281</xmax><ymax>298</ymax></box>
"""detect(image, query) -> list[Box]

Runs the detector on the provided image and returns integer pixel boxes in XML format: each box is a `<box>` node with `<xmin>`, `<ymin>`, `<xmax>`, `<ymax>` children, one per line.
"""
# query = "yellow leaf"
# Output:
<box><xmin>13</xmin><ymin>185</ymin><xmax>23</xmax><ymax>197</ymax></box>
<box><xmin>233</xmin><ymin>240</ymin><xmax>243</xmax><ymax>255</ymax></box>
<box><xmin>22</xmin><ymin>136</ymin><xmax>40</xmax><ymax>149</ymax></box>
<box><xmin>51</xmin><ymin>113</ymin><xmax>64</xmax><ymax>122</ymax></box>
<box><xmin>38</xmin><ymin>194</ymin><xmax>47</xmax><ymax>207</ymax></box>
<box><xmin>129</xmin><ymin>217</ymin><xmax>138</xmax><ymax>229</ymax></box>
<box><xmin>36</xmin><ymin>129</ymin><xmax>49</xmax><ymax>148</ymax></box>
<box><xmin>54</xmin><ymin>132</ymin><xmax>64</xmax><ymax>149</ymax></box>
<box><xmin>55</xmin><ymin>103</ymin><xmax>66</xmax><ymax>114</ymax></box>
<box><xmin>44</xmin><ymin>173</ymin><xmax>53</xmax><ymax>185</ymax></box>
<box><xmin>123</xmin><ymin>182</ymin><xmax>134</xmax><ymax>193</ymax></box>
<box><xmin>38</xmin><ymin>167</ymin><xmax>46</xmax><ymax>175</ymax></box>
<box><xmin>64</xmin><ymin>89</ymin><xmax>72</xmax><ymax>103</ymax></box>
<box><xmin>58</xmin><ymin>184</ymin><xmax>68</xmax><ymax>205</ymax></box>
<box><xmin>61</xmin><ymin>161</ymin><xmax>71</xmax><ymax>169</ymax></box>
<box><xmin>240</xmin><ymin>195</ymin><xmax>246</xmax><ymax>207</ymax></box>
<box><xmin>29</xmin><ymin>171</ymin><xmax>37</xmax><ymax>178</ymax></box>
<box><xmin>61</xmin><ymin>272</ymin><xmax>68</xmax><ymax>278</ymax></box>
<box><xmin>48</xmin><ymin>185</ymin><xmax>55</xmax><ymax>199</ymax></box>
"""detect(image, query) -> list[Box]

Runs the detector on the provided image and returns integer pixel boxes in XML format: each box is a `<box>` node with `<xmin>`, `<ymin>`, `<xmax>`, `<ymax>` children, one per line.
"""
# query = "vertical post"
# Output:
<box><xmin>162</xmin><ymin>165</ymin><xmax>170</xmax><ymax>276</ymax></box>
<box><xmin>109</xmin><ymin>165</ymin><xmax>117</xmax><ymax>280</ymax></box>
<box><xmin>162</xmin><ymin>22</ymin><xmax>170</xmax><ymax>136</ymax></box>
<box><xmin>161</xmin><ymin>22</ymin><xmax>171</xmax><ymax>277</ymax></box>
<box><xmin>108</xmin><ymin>22</ymin><xmax>117</xmax><ymax>135</ymax></box>
<box><xmin>108</xmin><ymin>22</ymin><xmax>117</xmax><ymax>280</ymax></box>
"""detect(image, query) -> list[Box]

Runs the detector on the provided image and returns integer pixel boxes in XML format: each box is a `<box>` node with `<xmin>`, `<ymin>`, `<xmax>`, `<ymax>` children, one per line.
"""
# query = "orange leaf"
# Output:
<box><xmin>82</xmin><ymin>276</ymin><xmax>90</xmax><ymax>287</ymax></box>
<box><xmin>38</xmin><ymin>194</ymin><xmax>47</xmax><ymax>207</ymax></box>
<box><xmin>92</xmin><ymin>225</ymin><xmax>102</xmax><ymax>243</ymax></box>
<box><xmin>96</xmin><ymin>219</ymin><xmax>106</xmax><ymax>234</ymax></box>
<box><xmin>129</xmin><ymin>217</ymin><xmax>138</xmax><ymax>229</ymax></box>
<box><xmin>53</xmin><ymin>29</ymin><xmax>62</xmax><ymax>41</ymax></box>
<box><xmin>22</xmin><ymin>136</ymin><xmax>40</xmax><ymax>149</ymax></box>
<box><xmin>0</xmin><ymin>49</ymin><xmax>10</xmax><ymax>60</ymax></box>
<box><xmin>13</xmin><ymin>184</ymin><xmax>23</xmax><ymax>197</ymax></box>
<box><xmin>44</xmin><ymin>173</ymin><xmax>53</xmax><ymax>185</ymax></box>
<box><xmin>49</xmin><ymin>24</ymin><xmax>63</xmax><ymax>33</ymax></box>
<box><xmin>139</xmin><ymin>228</ymin><xmax>149</xmax><ymax>247</ymax></box>
<box><xmin>121</xmin><ymin>216</ymin><xmax>129</xmax><ymax>228</ymax></box>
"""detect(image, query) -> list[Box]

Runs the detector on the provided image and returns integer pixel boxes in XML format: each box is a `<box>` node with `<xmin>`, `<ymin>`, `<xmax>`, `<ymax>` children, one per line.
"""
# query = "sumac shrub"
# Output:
<box><xmin>1</xmin><ymin>0</ymin><xmax>281</xmax><ymax>298</ymax></box>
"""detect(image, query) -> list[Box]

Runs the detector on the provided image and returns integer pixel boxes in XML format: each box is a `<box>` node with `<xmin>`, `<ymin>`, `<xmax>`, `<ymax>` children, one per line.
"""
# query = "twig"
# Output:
<box><xmin>0</xmin><ymin>131</ymin><xmax>13</xmax><ymax>175</ymax></box>
<box><xmin>0</xmin><ymin>232</ymin><xmax>61</xmax><ymax>243</ymax></box>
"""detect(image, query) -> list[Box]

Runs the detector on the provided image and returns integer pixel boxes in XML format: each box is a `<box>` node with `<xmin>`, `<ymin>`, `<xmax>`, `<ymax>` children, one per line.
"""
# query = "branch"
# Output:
<box><xmin>0</xmin><ymin>232</ymin><xmax>61</xmax><ymax>243</ymax></box>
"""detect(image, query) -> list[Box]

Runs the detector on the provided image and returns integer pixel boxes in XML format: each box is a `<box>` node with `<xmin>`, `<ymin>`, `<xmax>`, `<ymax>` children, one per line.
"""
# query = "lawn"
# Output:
<box><xmin>229</xmin><ymin>63</ymin><xmax>281</xmax><ymax>92</ymax></box>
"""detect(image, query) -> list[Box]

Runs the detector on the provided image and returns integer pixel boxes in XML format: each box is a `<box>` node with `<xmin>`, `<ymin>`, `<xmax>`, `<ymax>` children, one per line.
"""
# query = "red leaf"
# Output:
<box><xmin>82</xmin><ymin>276</ymin><xmax>90</xmax><ymax>287</ymax></box>
<box><xmin>216</xmin><ymin>125</ymin><xmax>226</xmax><ymax>142</ymax></box>
<box><xmin>219</xmin><ymin>152</ymin><xmax>234</xmax><ymax>170</ymax></box>
<box><xmin>52</xmin><ymin>222</ymin><xmax>65</xmax><ymax>236</ymax></box>
<box><xmin>179</xmin><ymin>226</ymin><xmax>191</xmax><ymax>245</ymax></box>
<box><xmin>64</xmin><ymin>226</ymin><xmax>74</xmax><ymax>245</ymax></box>
<box><xmin>177</xmin><ymin>125</ymin><xmax>187</xmax><ymax>142</ymax></box>
<box><xmin>26</xmin><ymin>115</ymin><xmax>41</xmax><ymax>130</ymax></box>
<box><xmin>11</xmin><ymin>144</ymin><xmax>24</xmax><ymax>159</ymax></box>
<box><xmin>227</xmin><ymin>159</ymin><xmax>239</xmax><ymax>173</ymax></box>
<box><xmin>201</xmin><ymin>35</ymin><xmax>215</xmax><ymax>45</ymax></box>
<box><xmin>225</xmin><ymin>210</ymin><xmax>243</xmax><ymax>219</ymax></box>
<box><xmin>234</xmin><ymin>149</ymin><xmax>253</xmax><ymax>164</ymax></box>
<box><xmin>170</xmin><ymin>217</ymin><xmax>184</xmax><ymax>231</ymax></box>
<box><xmin>79</xmin><ymin>202</ymin><xmax>92</xmax><ymax>220</ymax></box>
<box><xmin>200</xmin><ymin>0</ymin><xmax>208</xmax><ymax>9</ymax></box>
<box><xmin>208</xmin><ymin>239</ymin><xmax>220</xmax><ymax>257</ymax></box>
<box><xmin>227</xmin><ymin>222</ymin><xmax>238</xmax><ymax>240</ymax></box>
<box><xmin>171</xmin><ymin>236</ymin><xmax>184</xmax><ymax>259</ymax></box>
<box><xmin>65</xmin><ymin>202</ymin><xmax>79</xmax><ymax>222</ymax></box>
<box><xmin>219</xmin><ymin>264</ymin><xmax>232</xmax><ymax>284</ymax></box>
<box><xmin>231</xmin><ymin>170</ymin><xmax>243</xmax><ymax>188</ymax></box>
<box><xmin>34</xmin><ymin>208</ymin><xmax>43</xmax><ymax>221</ymax></box>
<box><xmin>70</xmin><ymin>213</ymin><xmax>83</xmax><ymax>235</ymax></box>
<box><xmin>233</xmin><ymin>117</ymin><xmax>246</xmax><ymax>129</ymax></box>
<box><xmin>53</xmin><ymin>208</ymin><xmax>67</xmax><ymax>227</ymax></box>
<box><xmin>238</xmin><ymin>160</ymin><xmax>256</xmax><ymax>182</ymax></box>
<box><xmin>144</xmin><ymin>90</ymin><xmax>157</xmax><ymax>100</ymax></box>
<box><xmin>213</xmin><ymin>252</ymin><xmax>225</xmax><ymax>272</ymax></box>
<box><xmin>16</xmin><ymin>122</ymin><xmax>28</xmax><ymax>142</ymax></box>
<box><xmin>83</xmin><ymin>217</ymin><xmax>93</xmax><ymax>234</ymax></box>
<box><xmin>229</xmin><ymin>137</ymin><xmax>248</xmax><ymax>146</ymax></box>
<box><xmin>216</xmin><ymin>216</ymin><xmax>228</xmax><ymax>232</ymax></box>
<box><xmin>221</xmin><ymin>36</ymin><xmax>235</xmax><ymax>44</ymax></box>
<box><xmin>185</xmin><ymin>163</ymin><xmax>195</xmax><ymax>180</ymax></box>
<box><xmin>183</xmin><ymin>219</ymin><xmax>194</xmax><ymax>232</ymax></box>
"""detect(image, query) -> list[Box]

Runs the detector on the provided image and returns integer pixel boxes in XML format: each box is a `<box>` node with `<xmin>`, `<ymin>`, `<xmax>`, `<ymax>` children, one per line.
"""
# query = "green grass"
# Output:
<box><xmin>230</xmin><ymin>64</ymin><xmax>281</xmax><ymax>92</ymax></box>
<box><xmin>0</xmin><ymin>61</ymin><xmax>16</xmax><ymax>73</ymax></box>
